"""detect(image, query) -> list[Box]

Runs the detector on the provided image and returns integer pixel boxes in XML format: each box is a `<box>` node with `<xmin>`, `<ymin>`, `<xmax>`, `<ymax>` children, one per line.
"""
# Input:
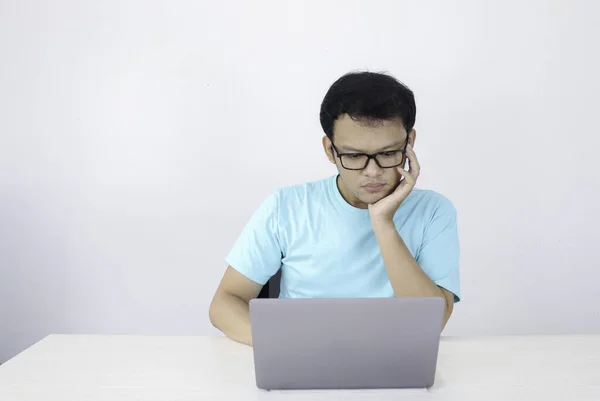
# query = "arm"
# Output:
<box><xmin>209</xmin><ymin>266</ymin><xmax>263</xmax><ymax>346</ymax></box>
<box><xmin>210</xmin><ymin>191</ymin><xmax>283</xmax><ymax>345</ymax></box>
<box><xmin>372</xmin><ymin>221</ymin><xmax>454</xmax><ymax>327</ymax></box>
<box><xmin>368</xmin><ymin>143</ymin><xmax>459</xmax><ymax>329</ymax></box>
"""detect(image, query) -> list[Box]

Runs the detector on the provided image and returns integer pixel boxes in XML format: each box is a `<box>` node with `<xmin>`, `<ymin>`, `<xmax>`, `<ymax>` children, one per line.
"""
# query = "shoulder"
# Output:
<box><xmin>403</xmin><ymin>188</ymin><xmax>457</xmax><ymax>221</ymax></box>
<box><xmin>275</xmin><ymin>176</ymin><xmax>333</xmax><ymax>205</ymax></box>
<box><xmin>258</xmin><ymin>176</ymin><xmax>333</xmax><ymax>214</ymax></box>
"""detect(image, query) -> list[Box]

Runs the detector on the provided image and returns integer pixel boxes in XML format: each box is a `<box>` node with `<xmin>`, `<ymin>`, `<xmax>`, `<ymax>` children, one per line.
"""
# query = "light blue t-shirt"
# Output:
<box><xmin>226</xmin><ymin>175</ymin><xmax>460</xmax><ymax>302</ymax></box>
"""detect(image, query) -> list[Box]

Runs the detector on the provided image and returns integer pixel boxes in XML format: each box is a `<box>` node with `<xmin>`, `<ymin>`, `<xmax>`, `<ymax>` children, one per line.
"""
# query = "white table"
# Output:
<box><xmin>0</xmin><ymin>335</ymin><xmax>599</xmax><ymax>401</ymax></box>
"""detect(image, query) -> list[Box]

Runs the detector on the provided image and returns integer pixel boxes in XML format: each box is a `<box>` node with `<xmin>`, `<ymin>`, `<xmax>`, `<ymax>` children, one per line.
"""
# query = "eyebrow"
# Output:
<box><xmin>338</xmin><ymin>141</ymin><xmax>406</xmax><ymax>153</ymax></box>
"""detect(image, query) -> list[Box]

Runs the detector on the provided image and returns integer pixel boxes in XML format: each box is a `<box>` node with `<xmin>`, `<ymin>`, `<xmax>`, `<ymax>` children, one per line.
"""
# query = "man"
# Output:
<box><xmin>209</xmin><ymin>71</ymin><xmax>460</xmax><ymax>346</ymax></box>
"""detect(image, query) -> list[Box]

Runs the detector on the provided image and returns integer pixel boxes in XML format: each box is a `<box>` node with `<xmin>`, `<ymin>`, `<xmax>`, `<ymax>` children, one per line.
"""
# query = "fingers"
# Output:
<box><xmin>396</xmin><ymin>166</ymin><xmax>416</xmax><ymax>186</ymax></box>
<box><xmin>405</xmin><ymin>144</ymin><xmax>421</xmax><ymax>178</ymax></box>
<box><xmin>396</xmin><ymin>145</ymin><xmax>419</xmax><ymax>187</ymax></box>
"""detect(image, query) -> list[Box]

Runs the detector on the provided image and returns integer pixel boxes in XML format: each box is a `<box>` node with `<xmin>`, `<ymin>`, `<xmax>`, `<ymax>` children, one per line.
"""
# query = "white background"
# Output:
<box><xmin>1</xmin><ymin>0</ymin><xmax>599</xmax><ymax>364</ymax></box>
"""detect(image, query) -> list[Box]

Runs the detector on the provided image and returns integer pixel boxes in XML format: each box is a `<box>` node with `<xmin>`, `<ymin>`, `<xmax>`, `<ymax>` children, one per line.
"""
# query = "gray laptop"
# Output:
<box><xmin>249</xmin><ymin>297</ymin><xmax>445</xmax><ymax>390</ymax></box>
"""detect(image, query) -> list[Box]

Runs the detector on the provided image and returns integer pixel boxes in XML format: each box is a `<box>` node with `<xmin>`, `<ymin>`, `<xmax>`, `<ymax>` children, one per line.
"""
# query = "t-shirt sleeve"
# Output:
<box><xmin>416</xmin><ymin>196</ymin><xmax>461</xmax><ymax>302</ymax></box>
<box><xmin>225</xmin><ymin>191</ymin><xmax>283</xmax><ymax>285</ymax></box>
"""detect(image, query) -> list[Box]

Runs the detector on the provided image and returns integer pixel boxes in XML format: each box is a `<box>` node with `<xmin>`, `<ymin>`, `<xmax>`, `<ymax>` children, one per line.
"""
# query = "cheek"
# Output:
<box><xmin>384</xmin><ymin>169</ymin><xmax>401</xmax><ymax>184</ymax></box>
<box><xmin>338</xmin><ymin>171</ymin><xmax>361</xmax><ymax>188</ymax></box>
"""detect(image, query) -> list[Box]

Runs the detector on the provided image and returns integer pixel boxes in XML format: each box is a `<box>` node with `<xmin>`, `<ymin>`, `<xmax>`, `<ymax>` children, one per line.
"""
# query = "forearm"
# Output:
<box><xmin>372</xmin><ymin>221</ymin><xmax>444</xmax><ymax>299</ymax></box>
<box><xmin>209</xmin><ymin>292</ymin><xmax>253</xmax><ymax>346</ymax></box>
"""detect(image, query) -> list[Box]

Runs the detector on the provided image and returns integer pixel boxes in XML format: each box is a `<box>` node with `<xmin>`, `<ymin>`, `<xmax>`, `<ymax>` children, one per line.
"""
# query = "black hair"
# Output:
<box><xmin>319</xmin><ymin>71</ymin><xmax>416</xmax><ymax>139</ymax></box>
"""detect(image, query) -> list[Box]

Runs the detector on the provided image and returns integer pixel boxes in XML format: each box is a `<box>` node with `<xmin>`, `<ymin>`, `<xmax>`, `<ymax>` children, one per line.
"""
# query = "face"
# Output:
<box><xmin>322</xmin><ymin>114</ymin><xmax>416</xmax><ymax>209</ymax></box>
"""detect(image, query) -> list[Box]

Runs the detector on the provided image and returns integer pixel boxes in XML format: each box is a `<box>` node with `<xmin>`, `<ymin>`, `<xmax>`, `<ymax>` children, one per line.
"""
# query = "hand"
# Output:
<box><xmin>368</xmin><ymin>144</ymin><xmax>421</xmax><ymax>223</ymax></box>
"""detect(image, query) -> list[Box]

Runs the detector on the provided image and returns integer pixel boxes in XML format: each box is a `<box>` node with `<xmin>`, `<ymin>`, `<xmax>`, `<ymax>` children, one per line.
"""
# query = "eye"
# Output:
<box><xmin>381</xmin><ymin>151</ymin><xmax>397</xmax><ymax>157</ymax></box>
<box><xmin>346</xmin><ymin>153</ymin><xmax>363</xmax><ymax>158</ymax></box>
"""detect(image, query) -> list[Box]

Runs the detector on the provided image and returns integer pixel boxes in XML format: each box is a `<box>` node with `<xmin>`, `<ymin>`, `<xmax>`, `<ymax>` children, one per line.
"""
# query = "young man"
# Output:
<box><xmin>209</xmin><ymin>71</ymin><xmax>460</xmax><ymax>346</ymax></box>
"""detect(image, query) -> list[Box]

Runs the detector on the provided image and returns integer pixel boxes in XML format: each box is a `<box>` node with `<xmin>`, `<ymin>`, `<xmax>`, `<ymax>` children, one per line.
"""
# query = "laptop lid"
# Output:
<box><xmin>249</xmin><ymin>297</ymin><xmax>445</xmax><ymax>390</ymax></box>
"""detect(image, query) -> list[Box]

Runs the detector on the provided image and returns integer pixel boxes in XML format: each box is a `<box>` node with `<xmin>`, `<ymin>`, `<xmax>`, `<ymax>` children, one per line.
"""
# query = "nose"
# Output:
<box><xmin>363</xmin><ymin>157</ymin><xmax>383</xmax><ymax>177</ymax></box>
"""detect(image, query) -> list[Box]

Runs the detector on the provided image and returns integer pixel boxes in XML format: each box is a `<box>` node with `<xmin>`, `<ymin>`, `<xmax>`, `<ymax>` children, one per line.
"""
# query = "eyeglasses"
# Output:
<box><xmin>330</xmin><ymin>137</ymin><xmax>410</xmax><ymax>171</ymax></box>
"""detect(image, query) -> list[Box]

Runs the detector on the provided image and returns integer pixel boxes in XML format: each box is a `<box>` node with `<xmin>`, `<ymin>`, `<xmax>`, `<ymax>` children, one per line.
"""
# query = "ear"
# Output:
<box><xmin>322</xmin><ymin>136</ymin><xmax>336</xmax><ymax>164</ymax></box>
<box><xmin>408</xmin><ymin>129</ymin><xmax>417</xmax><ymax>148</ymax></box>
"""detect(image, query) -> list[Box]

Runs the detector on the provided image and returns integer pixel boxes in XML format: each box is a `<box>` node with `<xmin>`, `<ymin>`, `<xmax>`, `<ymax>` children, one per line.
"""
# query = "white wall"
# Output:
<box><xmin>1</xmin><ymin>0</ymin><xmax>599</xmax><ymax>363</ymax></box>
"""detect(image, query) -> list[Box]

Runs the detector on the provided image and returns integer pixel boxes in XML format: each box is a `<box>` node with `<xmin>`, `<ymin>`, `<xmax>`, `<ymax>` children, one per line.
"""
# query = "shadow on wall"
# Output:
<box><xmin>0</xmin><ymin>187</ymin><xmax>74</xmax><ymax>364</ymax></box>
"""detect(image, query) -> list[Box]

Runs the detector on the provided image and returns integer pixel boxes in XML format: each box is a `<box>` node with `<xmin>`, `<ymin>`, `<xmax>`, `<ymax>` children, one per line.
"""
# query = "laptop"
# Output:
<box><xmin>249</xmin><ymin>297</ymin><xmax>445</xmax><ymax>390</ymax></box>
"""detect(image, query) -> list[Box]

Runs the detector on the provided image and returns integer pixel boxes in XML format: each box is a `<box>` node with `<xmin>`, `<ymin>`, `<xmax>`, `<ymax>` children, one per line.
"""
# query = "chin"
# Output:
<box><xmin>358</xmin><ymin>192</ymin><xmax>386</xmax><ymax>205</ymax></box>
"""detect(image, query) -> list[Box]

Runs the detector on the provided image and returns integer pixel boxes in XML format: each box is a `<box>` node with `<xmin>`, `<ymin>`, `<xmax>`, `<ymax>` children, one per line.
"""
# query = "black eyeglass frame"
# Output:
<box><xmin>330</xmin><ymin>135</ymin><xmax>411</xmax><ymax>171</ymax></box>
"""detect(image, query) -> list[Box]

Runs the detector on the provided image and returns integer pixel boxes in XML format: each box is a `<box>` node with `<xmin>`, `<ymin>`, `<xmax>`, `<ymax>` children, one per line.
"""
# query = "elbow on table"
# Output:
<box><xmin>208</xmin><ymin>295</ymin><xmax>223</xmax><ymax>330</ymax></box>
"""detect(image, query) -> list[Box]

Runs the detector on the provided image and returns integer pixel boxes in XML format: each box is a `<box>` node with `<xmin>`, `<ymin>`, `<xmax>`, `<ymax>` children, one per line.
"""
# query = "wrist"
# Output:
<box><xmin>371</xmin><ymin>218</ymin><xmax>396</xmax><ymax>234</ymax></box>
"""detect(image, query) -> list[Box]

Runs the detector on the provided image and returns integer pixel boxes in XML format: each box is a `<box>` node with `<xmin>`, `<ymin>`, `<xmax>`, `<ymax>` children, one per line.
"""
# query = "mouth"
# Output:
<box><xmin>362</xmin><ymin>183</ymin><xmax>386</xmax><ymax>192</ymax></box>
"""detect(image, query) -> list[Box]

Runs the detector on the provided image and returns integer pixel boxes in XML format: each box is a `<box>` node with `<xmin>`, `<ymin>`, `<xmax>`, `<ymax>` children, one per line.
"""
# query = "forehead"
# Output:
<box><xmin>333</xmin><ymin>114</ymin><xmax>407</xmax><ymax>151</ymax></box>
